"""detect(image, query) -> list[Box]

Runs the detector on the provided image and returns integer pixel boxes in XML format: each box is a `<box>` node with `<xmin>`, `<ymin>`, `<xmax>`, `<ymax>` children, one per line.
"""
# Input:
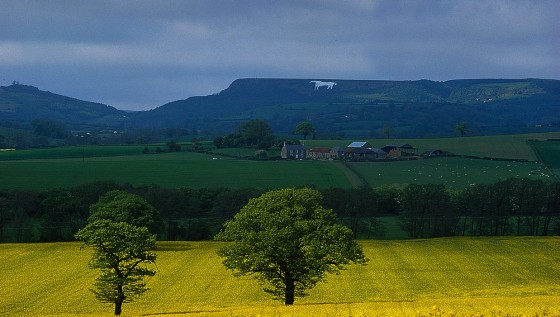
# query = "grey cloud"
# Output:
<box><xmin>0</xmin><ymin>0</ymin><xmax>558</xmax><ymax>110</ymax></box>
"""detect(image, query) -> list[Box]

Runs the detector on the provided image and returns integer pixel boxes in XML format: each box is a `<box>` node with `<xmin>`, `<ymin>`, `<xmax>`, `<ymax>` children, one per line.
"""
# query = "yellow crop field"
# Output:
<box><xmin>1</xmin><ymin>237</ymin><xmax>560</xmax><ymax>317</ymax></box>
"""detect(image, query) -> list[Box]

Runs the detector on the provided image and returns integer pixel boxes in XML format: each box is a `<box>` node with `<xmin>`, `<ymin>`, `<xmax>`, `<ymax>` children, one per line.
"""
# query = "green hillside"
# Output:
<box><xmin>2</xmin><ymin>78</ymin><xmax>559</xmax><ymax>139</ymax></box>
<box><xmin>0</xmin><ymin>83</ymin><xmax>127</xmax><ymax>129</ymax></box>
<box><xmin>132</xmin><ymin>78</ymin><xmax>560</xmax><ymax>137</ymax></box>
<box><xmin>1</xmin><ymin>238</ymin><xmax>559</xmax><ymax>316</ymax></box>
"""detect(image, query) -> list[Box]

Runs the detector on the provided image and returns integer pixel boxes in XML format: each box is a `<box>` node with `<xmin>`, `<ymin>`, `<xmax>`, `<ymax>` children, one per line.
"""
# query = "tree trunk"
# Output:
<box><xmin>284</xmin><ymin>275</ymin><xmax>295</xmax><ymax>305</ymax></box>
<box><xmin>114</xmin><ymin>284</ymin><xmax>124</xmax><ymax>315</ymax></box>
<box><xmin>542</xmin><ymin>215</ymin><xmax>551</xmax><ymax>236</ymax></box>
<box><xmin>114</xmin><ymin>300</ymin><xmax>123</xmax><ymax>315</ymax></box>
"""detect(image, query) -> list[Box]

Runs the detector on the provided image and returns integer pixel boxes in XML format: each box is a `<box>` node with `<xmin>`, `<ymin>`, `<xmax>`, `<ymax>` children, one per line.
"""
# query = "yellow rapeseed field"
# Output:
<box><xmin>1</xmin><ymin>237</ymin><xmax>560</xmax><ymax>317</ymax></box>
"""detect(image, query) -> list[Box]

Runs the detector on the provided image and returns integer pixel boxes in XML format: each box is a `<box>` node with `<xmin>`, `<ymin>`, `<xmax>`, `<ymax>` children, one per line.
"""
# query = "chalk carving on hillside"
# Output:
<box><xmin>310</xmin><ymin>80</ymin><xmax>337</xmax><ymax>90</ymax></box>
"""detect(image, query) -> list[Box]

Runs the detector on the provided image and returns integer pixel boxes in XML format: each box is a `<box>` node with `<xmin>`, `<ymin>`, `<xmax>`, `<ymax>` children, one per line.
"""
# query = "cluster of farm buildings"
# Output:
<box><xmin>281</xmin><ymin>142</ymin><xmax>443</xmax><ymax>161</ymax></box>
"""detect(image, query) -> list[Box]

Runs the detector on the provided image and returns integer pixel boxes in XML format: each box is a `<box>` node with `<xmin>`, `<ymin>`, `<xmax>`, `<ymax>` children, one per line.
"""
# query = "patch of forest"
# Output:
<box><xmin>1</xmin><ymin>178</ymin><xmax>559</xmax><ymax>243</ymax></box>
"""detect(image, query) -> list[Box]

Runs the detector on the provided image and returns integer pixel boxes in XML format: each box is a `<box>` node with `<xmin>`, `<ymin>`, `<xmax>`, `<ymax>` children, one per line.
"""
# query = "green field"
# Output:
<box><xmin>0</xmin><ymin>145</ymin><xmax>151</xmax><ymax>160</ymax></box>
<box><xmin>0</xmin><ymin>151</ymin><xmax>351</xmax><ymax>190</ymax></box>
<box><xmin>0</xmin><ymin>151</ymin><xmax>551</xmax><ymax>191</ymax></box>
<box><xmin>531</xmin><ymin>140</ymin><xmax>560</xmax><ymax>177</ymax></box>
<box><xmin>0</xmin><ymin>133</ymin><xmax>558</xmax><ymax>191</ymax></box>
<box><xmin>351</xmin><ymin>156</ymin><xmax>550</xmax><ymax>190</ymax></box>
<box><xmin>305</xmin><ymin>132</ymin><xmax>560</xmax><ymax>160</ymax></box>
<box><xmin>1</xmin><ymin>238</ymin><xmax>559</xmax><ymax>316</ymax></box>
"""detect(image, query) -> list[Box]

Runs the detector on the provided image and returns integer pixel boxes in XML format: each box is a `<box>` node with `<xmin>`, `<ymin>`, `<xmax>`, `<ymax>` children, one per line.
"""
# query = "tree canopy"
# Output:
<box><xmin>454</xmin><ymin>121</ymin><xmax>468</xmax><ymax>137</ymax></box>
<box><xmin>75</xmin><ymin>220</ymin><xmax>157</xmax><ymax>315</ymax></box>
<box><xmin>294</xmin><ymin>121</ymin><xmax>316</xmax><ymax>140</ymax></box>
<box><xmin>88</xmin><ymin>190</ymin><xmax>164</xmax><ymax>235</ymax></box>
<box><xmin>398</xmin><ymin>183</ymin><xmax>457</xmax><ymax>238</ymax></box>
<box><xmin>215</xmin><ymin>188</ymin><xmax>367</xmax><ymax>305</ymax></box>
<box><xmin>238</xmin><ymin>119</ymin><xmax>276</xmax><ymax>149</ymax></box>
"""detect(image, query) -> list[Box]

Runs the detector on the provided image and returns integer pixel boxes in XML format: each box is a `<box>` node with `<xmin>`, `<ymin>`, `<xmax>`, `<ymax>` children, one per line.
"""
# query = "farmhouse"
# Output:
<box><xmin>307</xmin><ymin>147</ymin><xmax>333</xmax><ymax>160</ymax></box>
<box><xmin>281</xmin><ymin>143</ymin><xmax>307</xmax><ymax>159</ymax></box>
<box><xmin>331</xmin><ymin>146</ymin><xmax>344</xmax><ymax>160</ymax></box>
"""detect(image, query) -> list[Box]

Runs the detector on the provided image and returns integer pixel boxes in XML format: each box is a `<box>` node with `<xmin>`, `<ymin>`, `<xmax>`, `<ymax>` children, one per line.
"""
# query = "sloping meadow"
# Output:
<box><xmin>1</xmin><ymin>237</ymin><xmax>559</xmax><ymax>316</ymax></box>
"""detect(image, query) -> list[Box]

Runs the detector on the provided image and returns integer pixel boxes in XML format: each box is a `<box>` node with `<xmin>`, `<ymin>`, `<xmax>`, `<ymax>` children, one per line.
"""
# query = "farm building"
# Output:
<box><xmin>382</xmin><ymin>143</ymin><xmax>417</xmax><ymax>157</ymax></box>
<box><xmin>281</xmin><ymin>143</ymin><xmax>307</xmax><ymax>159</ymax></box>
<box><xmin>342</xmin><ymin>147</ymin><xmax>387</xmax><ymax>160</ymax></box>
<box><xmin>285</xmin><ymin>141</ymin><xmax>420</xmax><ymax>161</ymax></box>
<box><xmin>423</xmin><ymin>149</ymin><xmax>445</xmax><ymax>157</ymax></box>
<box><xmin>307</xmin><ymin>147</ymin><xmax>333</xmax><ymax>160</ymax></box>
<box><xmin>347</xmin><ymin>141</ymin><xmax>373</xmax><ymax>148</ymax></box>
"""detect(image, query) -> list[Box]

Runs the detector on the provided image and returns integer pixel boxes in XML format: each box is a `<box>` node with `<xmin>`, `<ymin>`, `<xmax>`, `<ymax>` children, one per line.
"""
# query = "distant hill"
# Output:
<box><xmin>0</xmin><ymin>83</ymin><xmax>128</xmax><ymax>130</ymax></box>
<box><xmin>130</xmin><ymin>78</ymin><xmax>560</xmax><ymax>137</ymax></box>
<box><xmin>1</xmin><ymin>78</ymin><xmax>559</xmax><ymax>138</ymax></box>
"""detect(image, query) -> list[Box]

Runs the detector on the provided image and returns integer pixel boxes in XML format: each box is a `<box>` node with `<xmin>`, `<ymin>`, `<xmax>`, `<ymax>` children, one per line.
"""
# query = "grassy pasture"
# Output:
<box><xmin>0</xmin><ymin>151</ymin><xmax>351</xmax><ymax>190</ymax></box>
<box><xmin>0</xmin><ymin>152</ymin><xmax>550</xmax><ymax>191</ymax></box>
<box><xmin>305</xmin><ymin>132</ymin><xmax>560</xmax><ymax>160</ymax></box>
<box><xmin>1</xmin><ymin>133</ymin><xmax>558</xmax><ymax>190</ymax></box>
<box><xmin>351</xmin><ymin>156</ymin><xmax>550</xmax><ymax>190</ymax></box>
<box><xmin>0</xmin><ymin>145</ymin><xmax>150</xmax><ymax>160</ymax></box>
<box><xmin>1</xmin><ymin>237</ymin><xmax>559</xmax><ymax>316</ymax></box>
<box><xmin>531</xmin><ymin>140</ymin><xmax>560</xmax><ymax>178</ymax></box>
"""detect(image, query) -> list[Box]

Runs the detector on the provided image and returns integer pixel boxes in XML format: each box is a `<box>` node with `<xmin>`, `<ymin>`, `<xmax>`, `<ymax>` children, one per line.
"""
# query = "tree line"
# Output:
<box><xmin>1</xmin><ymin>178</ymin><xmax>559</xmax><ymax>243</ymax></box>
<box><xmin>1</xmin><ymin>118</ymin><xmax>311</xmax><ymax>150</ymax></box>
<box><xmin>0</xmin><ymin>119</ymin><xmax>203</xmax><ymax>149</ymax></box>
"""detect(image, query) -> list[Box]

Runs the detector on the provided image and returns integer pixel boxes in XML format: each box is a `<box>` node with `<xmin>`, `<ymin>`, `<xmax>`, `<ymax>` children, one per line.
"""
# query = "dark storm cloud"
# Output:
<box><xmin>1</xmin><ymin>0</ymin><xmax>558</xmax><ymax>110</ymax></box>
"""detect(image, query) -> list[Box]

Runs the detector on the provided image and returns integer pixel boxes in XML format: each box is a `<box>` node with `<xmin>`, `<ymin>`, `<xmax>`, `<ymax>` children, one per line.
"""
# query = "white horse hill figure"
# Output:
<box><xmin>310</xmin><ymin>80</ymin><xmax>337</xmax><ymax>90</ymax></box>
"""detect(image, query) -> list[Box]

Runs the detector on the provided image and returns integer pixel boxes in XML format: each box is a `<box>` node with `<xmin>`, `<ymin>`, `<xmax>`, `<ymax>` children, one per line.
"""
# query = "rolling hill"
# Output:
<box><xmin>0</xmin><ymin>83</ymin><xmax>129</xmax><ymax>130</ymax></box>
<box><xmin>2</xmin><ymin>238</ymin><xmax>560</xmax><ymax>316</ymax></box>
<box><xmin>136</xmin><ymin>78</ymin><xmax>560</xmax><ymax>137</ymax></box>
<box><xmin>1</xmin><ymin>78</ymin><xmax>559</xmax><ymax>138</ymax></box>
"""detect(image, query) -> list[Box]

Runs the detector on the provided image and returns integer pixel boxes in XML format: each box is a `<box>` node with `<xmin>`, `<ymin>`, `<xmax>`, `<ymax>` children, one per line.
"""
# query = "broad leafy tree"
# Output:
<box><xmin>454</xmin><ymin>121</ymin><xmax>468</xmax><ymax>137</ymax></box>
<box><xmin>294</xmin><ymin>121</ymin><xmax>316</xmax><ymax>140</ymax></box>
<box><xmin>88</xmin><ymin>190</ymin><xmax>164</xmax><ymax>235</ymax></box>
<box><xmin>216</xmin><ymin>188</ymin><xmax>367</xmax><ymax>305</ymax></box>
<box><xmin>238</xmin><ymin>119</ymin><xmax>276</xmax><ymax>149</ymax></box>
<box><xmin>75</xmin><ymin>220</ymin><xmax>157</xmax><ymax>316</ymax></box>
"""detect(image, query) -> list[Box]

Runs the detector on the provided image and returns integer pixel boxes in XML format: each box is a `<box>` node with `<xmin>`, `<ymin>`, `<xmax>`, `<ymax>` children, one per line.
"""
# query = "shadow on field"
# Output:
<box><xmin>155</xmin><ymin>242</ymin><xmax>197</xmax><ymax>252</ymax></box>
<box><xmin>142</xmin><ymin>309</ymin><xmax>226</xmax><ymax>316</ymax></box>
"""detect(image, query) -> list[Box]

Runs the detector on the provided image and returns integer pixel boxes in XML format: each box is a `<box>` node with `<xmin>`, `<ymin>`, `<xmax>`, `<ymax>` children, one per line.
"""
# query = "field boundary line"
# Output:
<box><xmin>528</xmin><ymin>140</ymin><xmax>560</xmax><ymax>181</ymax></box>
<box><xmin>334</xmin><ymin>161</ymin><xmax>369</xmax><ymax>188</ymax></box>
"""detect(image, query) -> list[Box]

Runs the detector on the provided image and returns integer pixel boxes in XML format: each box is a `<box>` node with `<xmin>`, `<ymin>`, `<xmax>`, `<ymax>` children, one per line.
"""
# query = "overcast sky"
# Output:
<box><xmin>1</xmin><ymin>0</ymin><xmax>558</xmax><ymax>110</ymax></box>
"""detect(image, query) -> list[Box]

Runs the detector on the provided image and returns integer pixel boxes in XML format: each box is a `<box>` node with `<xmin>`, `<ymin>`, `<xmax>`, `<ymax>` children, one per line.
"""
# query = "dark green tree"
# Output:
<box><xmin>398</xmin><ymin>184</ymin><xmax>456</xmax><ymax>238</ymax></box>
<box><xmin>31</xmin><ymin>119</ymin><xmax>68</xmax><ymax>139</ymax></box>
<box><xmin>75</xmin><ymin>220</ymin><xmax>157</xmax><ymax>316</ymax></box>
<box><xmin>238</xmin><ymin>119</ymin><xmax>276</xmax><ymax>149</ymax></box>
<box><xmin>382</xmin><ymin>124</ymin><xmax>393</xmax><ymax>139</ymax></box>
<box><xmin>166</xmin><ymin>140</ymin><xmax>181</xmax><ymax>152</ymax></box>
<box><xmin>455</xmin><ymin>184</ymin><xmax>491</xmax><ymax>236</ymax></box>
<box><xmin>0</xmin><ymin>196</ymin><xmax>14</xmax><ymax>241</ymax></box>
<box><xmin>88</xmin><ymin>190</ymin><xmax>164</xmax><ymax>235</ymax></box>
<box><xmin>454</xmin><ymin>121</ymin><xmax>468</xmax><ymax>137</ymax></box>
<box><xmin>215</xmin><ymin>188</ymin><xmax>367</xmax><ymax>305</ymax></box>
<box><xmin>294</xmin><ymin>121</ymin><xmax>316</xmax><ymax>140</ymax></box>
